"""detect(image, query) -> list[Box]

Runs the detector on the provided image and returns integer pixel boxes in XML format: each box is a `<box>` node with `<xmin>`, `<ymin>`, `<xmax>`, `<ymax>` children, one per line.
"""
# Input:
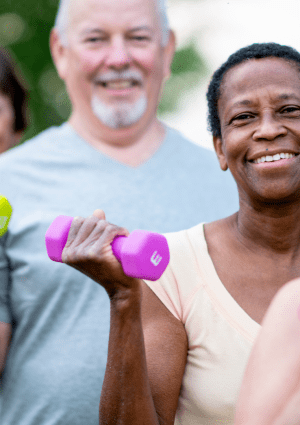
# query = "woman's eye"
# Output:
<box><xmin>282</xmin><ymin>107</ymin><xmax>300</xmax><ymax>113</ymax></box>
<box><xmin>232</xmin><ymin>114</ymin><xmax>253</xmax><ymax>122</ymax></box>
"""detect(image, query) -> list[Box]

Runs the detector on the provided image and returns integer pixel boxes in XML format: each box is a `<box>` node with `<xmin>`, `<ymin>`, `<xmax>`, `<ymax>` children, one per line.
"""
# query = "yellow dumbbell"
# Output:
<box><xmin>0</xmin><ymin>195</ymin><xmax>13</xmax><ymax>238</ymax></box>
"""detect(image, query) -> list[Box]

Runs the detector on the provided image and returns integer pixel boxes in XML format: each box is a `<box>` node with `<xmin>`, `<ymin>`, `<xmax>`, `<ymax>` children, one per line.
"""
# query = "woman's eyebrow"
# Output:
<box><xmin>276</xmin><ymin>93</ymin><xmax>300</xmax><ymax>101</ymax></box>
<box><xmin>231</xmin><ymin>99</ymin><xmax>253</xmax><ymax>108</ymax></box>
<box><xmin>230</xmin><ymin>94</ymin><xmax>300</xmax><ymax>108</ymax></box>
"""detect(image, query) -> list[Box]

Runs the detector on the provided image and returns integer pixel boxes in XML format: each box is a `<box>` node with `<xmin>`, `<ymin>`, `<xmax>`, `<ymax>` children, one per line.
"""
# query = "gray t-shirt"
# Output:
<box><xmin>0</xmin><ymin>123</ymin><xmax>238</xmax><ymax>425</ymax></box>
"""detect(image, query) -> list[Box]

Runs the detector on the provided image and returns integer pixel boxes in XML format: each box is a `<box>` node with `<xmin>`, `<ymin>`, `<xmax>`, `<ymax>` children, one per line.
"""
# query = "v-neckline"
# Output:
<box><xmin>65</xmin><ymin>123</ymin><xmax>170</xmax><ymax>171</ymax></box>
<box><xmin>187</xmin><ymin>223</ymin><xmax>261</xmax><ymax>343</ymax></box>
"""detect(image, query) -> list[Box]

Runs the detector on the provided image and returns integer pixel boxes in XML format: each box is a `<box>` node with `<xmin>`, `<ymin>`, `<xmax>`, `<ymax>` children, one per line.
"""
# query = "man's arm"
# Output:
<box><xmin>234</xmin><ymin>278</ymin><xmax>300</xmax><ymax>425</ymax></box>
<box><xmin>0</xmin><ymin>321</ymin><xmax>11</xmax><ymax>378</ymax></box>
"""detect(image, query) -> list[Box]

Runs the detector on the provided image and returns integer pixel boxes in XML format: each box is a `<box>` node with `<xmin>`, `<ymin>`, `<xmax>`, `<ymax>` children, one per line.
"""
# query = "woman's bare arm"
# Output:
<box><xmin>99</xmin><ymin>280</ymin><xmax>188</xmax><ymax>425</ymax></box>
<box><xmin>234</xmin><ymin>278</ymin><xmax>300</xmax><ymax>425</ymax></box>
<box><xmin>60</xmin><ymin>211</ymin><xmax>188</xmax><ymax>425</ymax></box>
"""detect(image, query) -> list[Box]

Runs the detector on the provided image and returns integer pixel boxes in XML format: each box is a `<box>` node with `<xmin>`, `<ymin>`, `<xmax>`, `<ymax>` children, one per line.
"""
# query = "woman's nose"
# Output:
<box><xmin>253</xmin><ymin>113</ymin><xmax>288</xmax><ymax>141</ymax></box>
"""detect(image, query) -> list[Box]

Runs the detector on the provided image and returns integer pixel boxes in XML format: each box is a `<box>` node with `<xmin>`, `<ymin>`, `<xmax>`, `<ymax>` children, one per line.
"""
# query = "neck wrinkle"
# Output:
<box><xmin>235</xmin><ymin>197</ymin><xmax>300</xmax><ymax>255</ymax></box>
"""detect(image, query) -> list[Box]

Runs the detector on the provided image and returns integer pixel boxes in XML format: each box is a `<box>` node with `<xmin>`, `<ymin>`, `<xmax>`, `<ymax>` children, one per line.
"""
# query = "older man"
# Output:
<box><xmin>0</xmin><ymin>0</ymin><xmax>238</xmax><ymax>424</ymax></box>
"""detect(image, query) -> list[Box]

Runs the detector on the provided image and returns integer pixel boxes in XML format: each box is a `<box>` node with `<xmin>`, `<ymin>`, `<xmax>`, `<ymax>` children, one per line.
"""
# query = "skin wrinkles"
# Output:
<box><xmin>224</xmin><ymin>93</ymin><xmax>300</xmax><ymax>131</ymax></box>
<box><xmin>79</xmin><ymin>26</ymin><xmax>155</xmax><ymax>40</ymax></box>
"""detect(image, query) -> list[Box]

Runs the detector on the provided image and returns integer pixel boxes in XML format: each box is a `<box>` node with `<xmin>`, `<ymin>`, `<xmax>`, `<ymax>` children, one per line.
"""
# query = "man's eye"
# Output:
<box><xmin>132</xmin><ymin>36</ymin><xmax>148</xmax><ymax>41</ymax></box>
<box><xmin>87</xmin><ymin>38</ymin><xmax>105</xmax><ymax>43</ymax></box>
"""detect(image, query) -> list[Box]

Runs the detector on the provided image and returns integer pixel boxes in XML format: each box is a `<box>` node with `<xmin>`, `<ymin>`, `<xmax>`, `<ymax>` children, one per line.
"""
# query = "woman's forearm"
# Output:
<box><xmin>99</xmin><ymin>288</ymin><xmax>160</xmax><ymax>425</ymax></box>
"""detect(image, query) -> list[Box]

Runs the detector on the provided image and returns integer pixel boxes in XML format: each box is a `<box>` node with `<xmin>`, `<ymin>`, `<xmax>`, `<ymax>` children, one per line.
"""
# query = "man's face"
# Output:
<box><xmin>54</xmin><ymin>0</ymin><xmax>173</xmax><ymax>130</ymax></box>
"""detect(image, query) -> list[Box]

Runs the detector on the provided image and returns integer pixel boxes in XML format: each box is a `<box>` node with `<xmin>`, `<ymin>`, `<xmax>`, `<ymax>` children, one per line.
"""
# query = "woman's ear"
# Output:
<box><xmin>213</xmin><ymin>135</ymin><xmax>228</xmax><ymax>171</ymax></box>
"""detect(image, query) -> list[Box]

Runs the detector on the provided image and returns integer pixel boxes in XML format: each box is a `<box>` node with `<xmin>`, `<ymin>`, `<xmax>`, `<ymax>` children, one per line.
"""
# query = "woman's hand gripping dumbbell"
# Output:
<box><xmin>45</xmin><ymin>210</ymin><xmax>170</xmax><ymax>292</ymax></box>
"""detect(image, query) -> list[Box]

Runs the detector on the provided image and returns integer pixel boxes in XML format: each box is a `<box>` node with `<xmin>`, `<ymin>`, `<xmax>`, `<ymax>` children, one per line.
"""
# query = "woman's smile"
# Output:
<box><xmin>248</xmin><ymin>152</ymin><xmax>299</xmax><ymax>167</ymax></box>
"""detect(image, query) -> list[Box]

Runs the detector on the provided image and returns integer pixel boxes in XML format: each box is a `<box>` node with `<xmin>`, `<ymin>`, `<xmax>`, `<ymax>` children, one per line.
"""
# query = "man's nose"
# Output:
<box><xmin>253</xmin><ymin>113</ymin><xmax>288</xmax><ymax>141</ymax></box>
<box><xmin>105</xmin><ymin>37</ymin><xmax>132</xmax><ymax>69</ymax></box>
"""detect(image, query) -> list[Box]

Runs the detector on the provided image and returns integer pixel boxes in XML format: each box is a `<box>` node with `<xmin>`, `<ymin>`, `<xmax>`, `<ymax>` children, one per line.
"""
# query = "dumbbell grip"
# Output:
<box><xmin>45</xmin><ymin>215</ymin><xmax>127</xmax><ymax>263</ymax></box>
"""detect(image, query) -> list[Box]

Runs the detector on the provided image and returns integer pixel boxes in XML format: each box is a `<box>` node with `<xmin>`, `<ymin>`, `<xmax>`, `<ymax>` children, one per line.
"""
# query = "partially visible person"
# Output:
<box><xmin>0</xmin><ymin>47</ymin><xmax>28</xmax><ymax>154</ymax></box>
<box><xmin>0</xmin><ymin>46</ymin><xmax>27</xmax><ymax>417</ymax></box>
<box><xmin>0</xmin><ymin>0</ymin><xmax>239</xmax><ymax>424</ymax></box>
<box><xmin>234</xmin><ymin>278</ymin><xmax>300</xmax><ymax>425</ymax></box>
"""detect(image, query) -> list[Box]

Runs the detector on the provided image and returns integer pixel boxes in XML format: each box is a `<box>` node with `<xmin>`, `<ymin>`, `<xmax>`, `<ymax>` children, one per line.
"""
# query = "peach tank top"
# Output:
<box><xmin>144</xmin><ymin>223</ymin><xmax>261</xmax><ymax>424</ymax></box>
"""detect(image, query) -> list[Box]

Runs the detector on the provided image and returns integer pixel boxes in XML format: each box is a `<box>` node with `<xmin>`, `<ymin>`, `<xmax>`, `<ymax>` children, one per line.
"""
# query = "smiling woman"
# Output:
<box><xmin>206</xmin><ymin>45</ymin><xmax>300</xmax><ymax>208</ymax></box>
<box><xmin>47</xmin><ymin>42</ymin><xmax>300</xmax><ymax>425</ymax></box>
<box><xmin>135</xmin><ymin>42</ymin><xmax>300</xmax><ymax>424</ymax></box>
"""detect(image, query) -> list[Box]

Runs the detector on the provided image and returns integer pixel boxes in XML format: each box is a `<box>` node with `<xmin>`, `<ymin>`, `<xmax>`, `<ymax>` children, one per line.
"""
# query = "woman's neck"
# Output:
<box><xmin>235</xmin><ymin>197</ymin><xmax>300</xmax><ymax>255</ymax></box>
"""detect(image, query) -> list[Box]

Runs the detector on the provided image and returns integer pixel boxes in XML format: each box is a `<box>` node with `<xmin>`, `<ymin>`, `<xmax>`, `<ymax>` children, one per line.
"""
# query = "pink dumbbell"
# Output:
<box><xmin>45</xmin><ymin>215</ymin><xmax>170</xmax><ymax>281</ymax></box>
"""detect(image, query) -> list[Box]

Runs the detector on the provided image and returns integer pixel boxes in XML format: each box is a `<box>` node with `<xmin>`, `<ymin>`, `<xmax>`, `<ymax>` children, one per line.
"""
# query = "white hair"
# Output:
<box><xmin>91</xmin><ymin>94</ymin><xmax>148</xmax><ymax>129</ymax></box>
<box><xmin>54</xmin><ymin>0</ymin><xmax>170</xmax><ymax>47</ymax></box>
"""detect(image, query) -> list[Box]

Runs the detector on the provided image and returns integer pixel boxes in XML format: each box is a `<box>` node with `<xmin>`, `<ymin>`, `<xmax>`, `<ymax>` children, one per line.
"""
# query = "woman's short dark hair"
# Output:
<box><xmin>206</xmin><ymin>42</ymin><xmax>300</xmax><ymax>139</ymax></box>
<box><xmin>0</xmin><ymin>47</ymin><xmax>28</xmax><ymax>132</ymax></box>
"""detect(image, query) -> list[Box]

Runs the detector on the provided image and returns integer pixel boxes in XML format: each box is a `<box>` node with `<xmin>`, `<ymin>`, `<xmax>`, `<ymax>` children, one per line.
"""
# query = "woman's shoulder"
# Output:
<box><xmin>164</xmin><ymin>215</ymin><xmax>236</xmax><ymax>260</ymax></box>
<box><xmin>203</xmin><ymin>214</ymin><xmax>237</xmax><ymax>250</ymax></box>
<box><xmin>164</xmin><ymin>222</ymin><xmax>206</xmax><ymax>250</ymax></box>
<box><xmin>144</xmin><ymin>216</ymin><xmax>237</xmax><ymax>322</ymax></box>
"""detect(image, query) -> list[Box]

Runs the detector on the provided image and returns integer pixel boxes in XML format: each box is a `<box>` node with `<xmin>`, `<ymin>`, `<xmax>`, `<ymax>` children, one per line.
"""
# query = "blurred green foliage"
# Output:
<box><xmin>160</xmin><ymin>42</ymin><xmax>208</xmax><ymax>113</ymax></box>
<box><xmin>0</xmin><ymin>0</ymin><xmax>208</xmax><ymax>143</ymax></box>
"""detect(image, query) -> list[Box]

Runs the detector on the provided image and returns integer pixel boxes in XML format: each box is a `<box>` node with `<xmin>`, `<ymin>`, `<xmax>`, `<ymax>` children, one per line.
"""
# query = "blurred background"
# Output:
<box><xmin>1</xmin><ymin>0</ymin><xmax>300</xmax><ymax>150</ymax></box>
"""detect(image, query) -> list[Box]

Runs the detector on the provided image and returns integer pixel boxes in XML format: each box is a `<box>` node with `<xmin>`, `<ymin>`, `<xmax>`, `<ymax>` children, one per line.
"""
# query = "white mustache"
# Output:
<box><xmin>94</xmin><ymin>70</ymin><xmax>143</xmax><ymax>84</ymax></box>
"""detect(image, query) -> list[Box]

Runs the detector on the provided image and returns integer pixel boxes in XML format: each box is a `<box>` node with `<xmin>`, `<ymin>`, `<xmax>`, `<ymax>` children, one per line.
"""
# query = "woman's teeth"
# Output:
<box><xmin>253</xmin><ymin>153</ymin><xmax>296</xmax><ymax>164</ymax></box>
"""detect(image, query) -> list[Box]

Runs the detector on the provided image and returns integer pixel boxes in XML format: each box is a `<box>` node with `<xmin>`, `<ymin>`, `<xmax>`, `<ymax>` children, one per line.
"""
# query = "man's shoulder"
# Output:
<box><xmin>0</xmin><ymin>123</ymin><xmax>71</xmax><ymax>165</ymax></box>
<box><xmin>166</xmin><ymin>126</ymin><xmax>216</xmax><ymax>157</ymax></box>
<box><xmin>164</xmin><ymin>126</ymin><xmax>221</xmax><ymax>169</ymax></box>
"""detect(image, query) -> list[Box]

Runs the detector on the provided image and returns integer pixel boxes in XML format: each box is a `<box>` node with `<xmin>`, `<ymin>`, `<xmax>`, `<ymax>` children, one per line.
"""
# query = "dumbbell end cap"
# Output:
<box><xmin>45</xmin><ymin>215</ymin><xmax>74</xmax><ymax>263</ymax></box>
<box><xmin>121</xmin><ymin>230</ymin><xmax>170</xmax><ymax>281</ymax></box>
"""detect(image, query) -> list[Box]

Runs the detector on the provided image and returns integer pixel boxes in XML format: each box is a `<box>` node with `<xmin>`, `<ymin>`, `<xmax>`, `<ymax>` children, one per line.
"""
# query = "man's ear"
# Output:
<box><xmin>213</xmin><ymin>135</ymin><xmax>228</xmax><ymax>171</ymax></box>
<box><xmin>163</xmin><ymin>29</ymin><xmax>176</xmax><ymax>81</ymax></box>
<box><xmin>50</xmin><ymin>28</ymin><xmax>68</xmax><ymax>81</ymax></box>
